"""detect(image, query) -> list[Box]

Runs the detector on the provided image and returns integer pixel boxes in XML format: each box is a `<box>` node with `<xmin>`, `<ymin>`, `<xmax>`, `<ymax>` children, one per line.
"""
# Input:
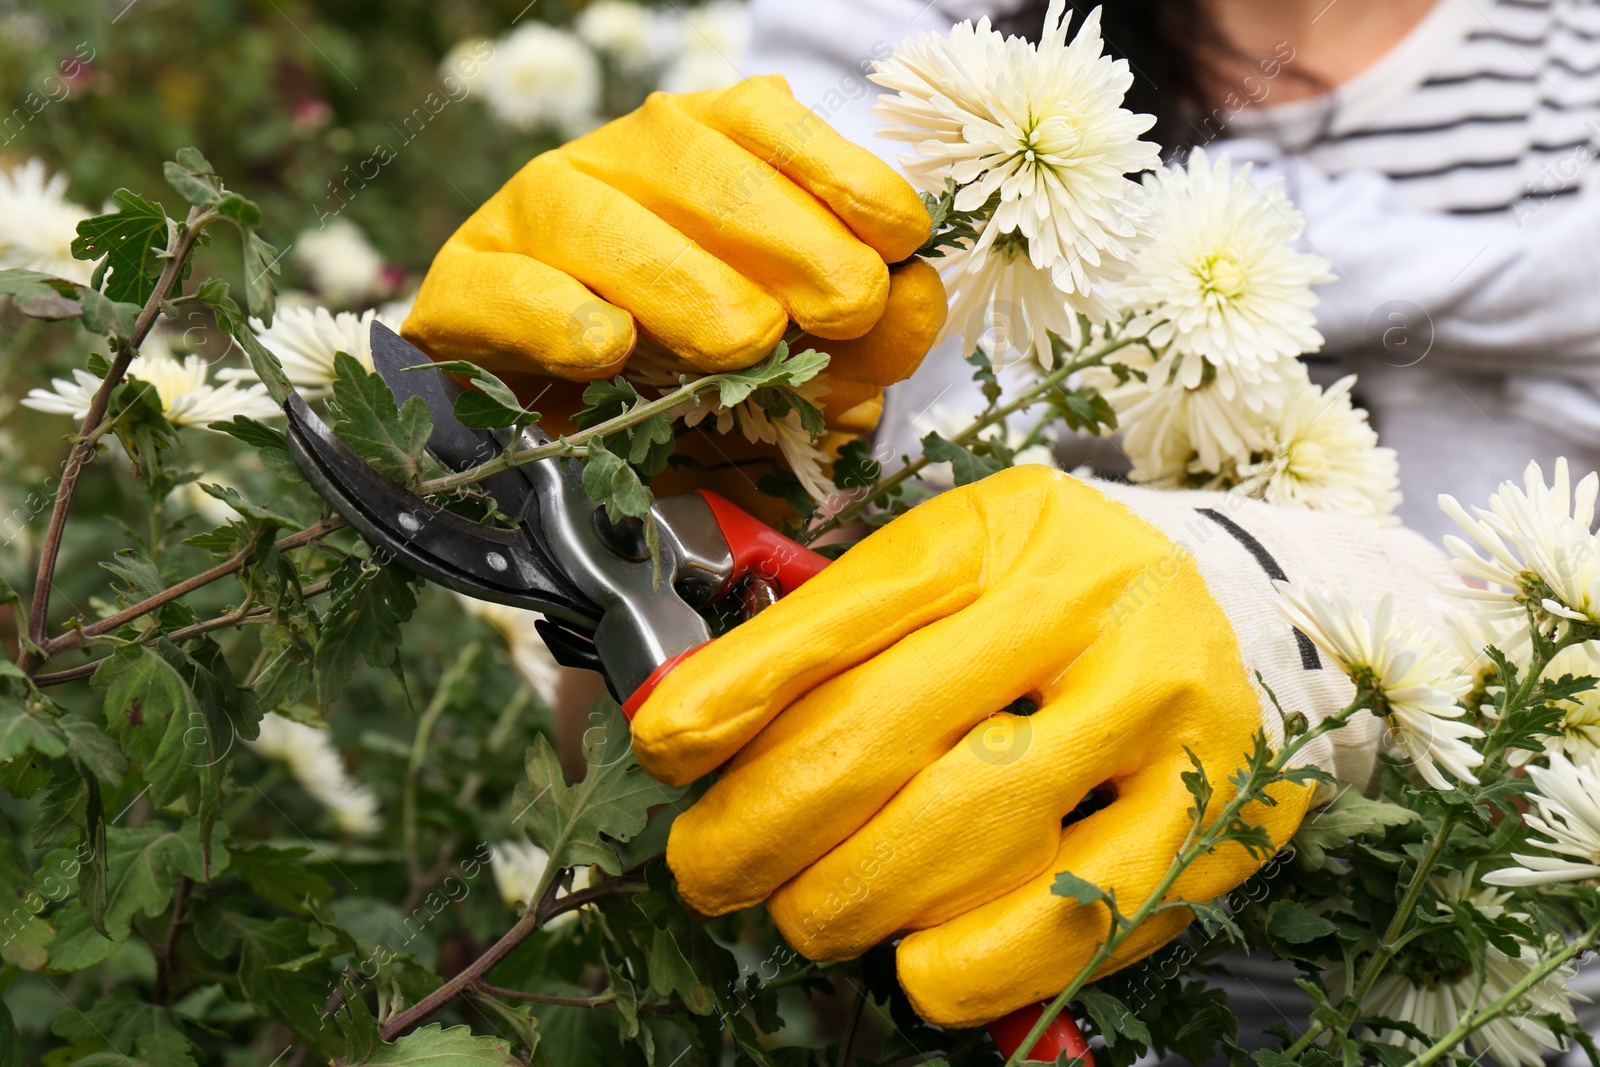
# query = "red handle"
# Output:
<box><xmin>621</xmin><ymin>497</ymin><xmax>1092</xmax><ymax>1063</ymax></box>
<box><xmin>695</xmin><ymin>490</ymin><xmax>830</xmax><ymax>597</ymax></box>
<box><xmin>988</xmin><ymin>1002</ymin><xmax>1094</xmax><ymax>1064</ymax></box>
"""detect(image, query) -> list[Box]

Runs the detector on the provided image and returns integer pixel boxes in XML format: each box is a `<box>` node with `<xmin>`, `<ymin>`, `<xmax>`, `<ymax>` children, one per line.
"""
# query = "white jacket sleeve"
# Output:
<box><xmin>1228</xmin><ymin>138</ymin><xmax>1600</xmax><ymax>383</ymax></box>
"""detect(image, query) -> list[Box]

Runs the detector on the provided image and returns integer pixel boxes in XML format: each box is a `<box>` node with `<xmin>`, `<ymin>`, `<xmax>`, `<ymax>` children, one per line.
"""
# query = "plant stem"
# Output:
<box><xmin>471</xmin><ymin>982</ymin><xmax>615</xmax><ymax>1009</ymax></box>
<box><xmin>376</xmin><ymin>875</ymin><xmax>640</xmax><ymax>1040</ymax></box>
<box><xmin>28</xmin><ymin>519</ymin><xmax>341</xmax><ymax>671</ymax></box>
<box><xmin>1403</xmin><ymin>922</ymin><xmax>1600</xmax><ymax>1067</ymax></box>
<box><xmin>808</xmin><ymin>337</ymin><xmax>1139</xmax><ymax>542</ymax></box>
<box><xmin>416</xmin><ymin>372</ymin><xmax>746</xmax><ymax>498</ymax></box>
<box><xmin>153</xmin><ymin>875</ymin><xmax>191</xmax><ymax>1005</ymax></box>
<box><xmin>19</xmin><ymin>205</ymin><xmax>217</xmax><ymax>674</ymax></box>
<box><xmin>1003</xmin><ymin>706</ymin><xmax>1359</xmax><ymax>1066</ymax></box>
<box><xmin>403</xmin><ymin>644</ymin><xmax>478</xmax><ymax>883</ymax></box>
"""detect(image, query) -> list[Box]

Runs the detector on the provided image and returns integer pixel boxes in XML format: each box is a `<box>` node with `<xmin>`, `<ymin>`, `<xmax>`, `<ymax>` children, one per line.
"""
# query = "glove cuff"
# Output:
<box><xmin>1089</xmin><ymin>478</ymin><xmax>1457</xmax><ymax>793</ymax></box>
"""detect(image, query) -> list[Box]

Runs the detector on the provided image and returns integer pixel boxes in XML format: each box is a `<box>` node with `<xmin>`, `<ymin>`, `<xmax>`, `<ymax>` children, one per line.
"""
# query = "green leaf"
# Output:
<box><xmin>0</xmin><ymin>838</ymin><xmax>53</xmax><ymax>970</ymax></box>
<box><xmin>1051</xmin><ymin>870</ymin><xmax>1111</xmax><ymax>908</ymax></box>
<box><xmin>72</xmin><ymin>189</ymin><xmax>170</xmax><ymax>304</ymax></box>
<box><xmin>713</xmin><ymin>342</ymin><xmax>829</xmax><ymax>409</ymax></box>
<box><xmin>0</xmin><ymin>692</ymin><xmax>67</xmax><ymax>762</ymax></box>
<box><xmin>0</xmin><ymin>267</ymin><xmax>83</xmax><ymax>320</ymax></box>
<box><xmin>223</xmin><ymin>325</ymin><xmax>293</xmax><ymax>405</ymax></box>
<box><xmin>831</xmin><ymin>440</ymin><xmax>881</xmax><ymax>490</ymax></box>
<box><xmin>78</xmin><ymin>287</ymin><xmax>142</xmax><ymax>336</ymax></box>
<box><xmin>330</xmin><ymin>351</ymin><xmax>432</xmax><ymax>484</ymax></box>
<box><xmin>512</xmin><ymin>700</ymin><xmax>687</xmax><ymax>876</ymax></box>
<box><xmin>357</xmin><ymin>1024</ymin><xmax>518</xmax><ymax>1065</ymax></box>
<box><xmin>199</xmin><ymin>482</ymin><xmax>295</xmax><ymax>527</ymax></box>
<box><xmin>416</xmin><ymin>359</ymin><xmax>540</xmax><ymax>430</ymax></box>
<box><xmin>243</xmin><ymin>230</ymin><xmax>280</xmax><ymax>323</ymax></box>
<box><xmin>1077</xmin><ymin>987</ymin><xmax>1151</xmax><ymax>1048</ymax></box>
<box><xmin>47</xmin><ymin>822</ymin><xmax>224</xmax><ymax>971</ymax></box>
<box><xmin>921</xmin><ymin>431</ymin><xmax>1003</xmax><ymax>486</ymax></box>
<box><xmin>162</xmin><ymin>146</ymin><xmax>222</xmax><ymax>207</ymax></box>
<box><xmin>101</xmin><ymin>547</ymin><xmax>165</xmax><ymax>603</ymax></box>
<box><xmin>1054</xmin><ymin>385</ymin><xmax>1117</xmax><ymax>434</ymax></box>
<box><xmin>581</xmin><ymin>438</ymin><xmax>653</xmax><ymax>523</ymax></box>
<box><xmin>51</xmin><ymin>990</ymin><xmax>197</xmax><ymax>1067</ymax></box>
<box><xmin>647</xmin><ymin>926</ymin><xmax>715</xmax><ymax>1015</ymax></box>
<box><xmin>0</xmin><ymin>999</ymin><xmax>24</xmax><ymax>1067</ymax></box>
<box><xmin>216</xmin><ymin>191</ymin><xmax>262</xmax><ymax>228</ymax></box>
<box><xmin>1265</xmin><ymin>900</ymin><xmax>1338</xmax><ymax>944</ymax></box>
<box><xmin>229</xmin><ymin>844</ymin><xmax>332</xmax><ymax>914</ymax></box>
<box><xmin>91</xmin><ymin>643</ymin><xmax>204</xmax><ymax>807</ymax></box>
<box><xmin>212</xmin><ymin>413</ymin><xmax>287</xmax><ymax>451</ymax></box>
<box><xmin>315</xmin><ymin>557</ymin><xmax>419</xmax><ymax>708</ymax></box>
<box><xmin>60</xmin><ymin>715</ymin><xmax>127</xmax><ymax>785</ymax></box>
<box><xmin>1291</xmin><ymin>789</ymin><xmax>1419</xmax><ymax>870</ymax></box>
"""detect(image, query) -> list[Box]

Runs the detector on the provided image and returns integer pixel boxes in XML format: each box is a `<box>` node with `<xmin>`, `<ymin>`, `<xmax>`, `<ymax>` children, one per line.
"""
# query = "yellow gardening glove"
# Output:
<box><xmin>402</xmin><ymin>73</ymin><xmax>945</xmax><ymax>425</ymax></box>
<box><xmin>630</xmin><ymin>466</ymin><xmax>1457</xmax><ymax>1028</ymax></box>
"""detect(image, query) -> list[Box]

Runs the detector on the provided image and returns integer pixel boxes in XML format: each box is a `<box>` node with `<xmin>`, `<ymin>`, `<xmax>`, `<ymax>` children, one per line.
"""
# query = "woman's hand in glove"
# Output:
<box><xmin>400</xmin><ymin>73</ymin><xmax>945</xmax><ymax>407</ymax></box>
<box><xmin>629</xmin><ymin>465</ymin><xmax>1455</xmax><ymax>1027</ymax></box>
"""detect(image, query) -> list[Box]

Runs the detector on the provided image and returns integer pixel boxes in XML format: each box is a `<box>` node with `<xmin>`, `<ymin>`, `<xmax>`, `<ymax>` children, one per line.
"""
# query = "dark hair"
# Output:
<box><xmin>995</xmin><ymin>1</ymin><xmax>1261</xmax><ymax>153</ymax></box>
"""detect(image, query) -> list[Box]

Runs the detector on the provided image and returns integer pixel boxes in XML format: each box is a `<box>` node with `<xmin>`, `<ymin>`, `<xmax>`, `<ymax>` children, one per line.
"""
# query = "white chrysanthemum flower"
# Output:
<box><xmin>1090</xmin><ymin>343</ymin><xmax>1279</xmax><ymax>483</ymax></box>
<box><xmin>1440</xmin><ymin>459</ymin><xmax>1600</xmax><ymax>628</ymax></box>
<box><xmin>1273</xmin><ymin>579</ymin><xmax>1481</xmax><ymax>790</ymax></box>
<box><xmin>0</xmin><ymin>158</ymin><xmax>92</xmax><ymax>284</ymax></box>
<box><xmin>1361</xmin><ymin>868</ymin><xmax>1580</xmax><ymax>1067</ymax></box>
<box><xmin>674</xmin><ymin>0</ymin><xmax>748</xmax><ymax>61</ymax></box>
<box><xmin>490</xmin><ymin>839</ymin><xmax>590</xmax><ymax>925</ymax></box>
<box><xmin>453</xmin><ymin>593</ymin><xmax>560</xmax><ymax>706</ymax></box>
<box><xmin>1441</xmin><ymin>604</ymin><xmax>1531</xmax><ymax>694</ymax></box>
<box><xmin>873</xmin><ymin>1</ymin><xmax>1158</xmax><ymax>310</ymax></box>
<box><xmin>913</xmin><ymin>403</ymin><xmax>1055</xmax><ymax>489</ymax></box>
<box><xmin>292</xmin><ymin>219</ymin><xmax>384</xmax><ymax>307</ymax></box>
<box><xmin>440</xmin><ymin>37</ymin><xmax>495</xmax><ymax>94</ymax></box>
<box><xmin>1486</xmin><ymin>752</ymin><xmax>1600</xmax><ymax>885</ymax></box>
<box><xmin>376</xmin><ymin>291</ymin><xmax>417</xmax><ymax>333</ymax></box>
<box><xmin>577</xmin><ymin>0</ymin><xmax>665</xmax><ymax>74</ymax></box>
<box><xmin>939</xmin><ymin>220</ymin><xmax>1089</xmax><ymax>369</ymax></box>
<box><xmin>221</xmin><ymin>306</ymin><xmax>375</xmax><ymax>396</ymax></box>
<box><xmin>481</xmin><ymin>22</ymin><xmax>601</xmax><ymax>135</ymax></box>
<box><xmin>23</xmin><ymin>328</ymin><xmax>279</xmax><ymax>427</ymax></box>
<box><xmin>1119</xmin><ymin>150</ymin><xmax>1332</xmax><ymax>399</ymax></box>
<box><xmin>248</xmin><ymin>712</ymin><xmax>382</xmax><ymax>837</ymax></box>
<box><xmin>1234</xmin><ymin>375</ymin><xmax>1398</xmax><ymax>520</ymax></box>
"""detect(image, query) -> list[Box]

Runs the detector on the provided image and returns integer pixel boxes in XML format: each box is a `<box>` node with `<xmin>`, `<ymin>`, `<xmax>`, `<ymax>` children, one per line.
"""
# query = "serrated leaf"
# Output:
<box><xmin>1051</xmin><ymin>870</ymin><xmax>1110</xmax><ymax>907</ymax></box>
<box><xmin>60</xmin><ymin>715</ymin><xmax>127</xmax><ymax>785</ymax></box>
<box><xmin>315</xmin><ymin>558</ymin><xmax>419</xmax><ymax>708</ymax></box>
<box><xmin>229</xmin><ymin>844</ymin><xmax>332</xmax><ymax>914</ymax></box>
<box><xmin>330</xmin><ymin>351</ymin><xmax>432</xmax><ymax>484</ymax></box>
<box><xmin>831</xmin><ymin>440</ymin><xmax>881</xmax><ymax>489</ymax></box>
<box><xmin>163</xmin><ymin>147</ymin><xmax>222</xmax><ymax>207</ymax></box>
<box><xmin>216</xmin><ymin>191</ymin><xmax>262</xmax><ymax>228</ymax></box>
<box><xmin>714</xmin><ymin>344</ymin><xmax>829</xmax><ymax>408</ymax></box>
<box><xmin>91</xmin><ymin>642</ymin><xmax>204</xmax><ymax>807</ymax></box>
<box><xmin>416</xmin><ymin>359</ymin><xmax>540</xmax><ymax>429</ymax></box>
<box><xmin>1077</xmin><ymin>987</ymin><xmax>1151</xmax><ymax>1048</ymax></box>
<box><xmin>52</xmin><ymin>990</ymin><xmax>197</xmax><ymax>1067</ymax></box>
<box><xmin>198</xmin><ymin>482</ymin><xmax>295</xmax><ymax>526</ymax></box>
<box><xmin>581</xmin><ymin>439</ymin><xmax>653</xmax><ymax>523</ymax></box>
<box><xmin>0</xmin><ymin>838</ymin><xmax>52</xmax><ymax>969</ymax></box>
<box><xmin>358</xmin><ymin>1024</ymin><xmax>518</xmax><ymax>1065</ymax></box>
<box><xmin>1291</xmin><ymin>789</ymin><xmax>1419</xmax><ymax>869</ymax></box>
<box><xmin>0</xmin><ymin>692</ymin><xmax>67</xmax><ymax>761</ymax></box>
<box><xmin>72</xmin><ymin>189</ymin><xmax>169</xmax><ymax>304</ymax></box>
<box><xmin>243</xmin><ymin>229</ymin><xmax>279</xmax><ymax>322</ymax></box>
<box><xmin>512</xmin><ymin>701</ymin><xmax>686</xmax><ymax>876</ymax></box>
<box><xmin>0</xmin><ymin>267</ymin><xmax>83</xmax><ymax>319</ymax></box>
<box><xmin>78</xmin><ymin>287</ymin><xmax>141</xmax><ymax>335</ymax></box>
<box><xmin>1265</xmin><ymin>900</ymin><xmax>1337</xmax><ymax>944</ymax></box>
<box><xmin>921</xmin><ymin>431</ymin><xmax>1003</xmax><ymax>486</ymax></box>
<box><xmin>211</xmin><ymin>413</ymin><xmax>287</xmax><ymax>451</ymax></box>
<box><xmin>47</xmin><ymin>822</ymin><xmax>225</xmax><ymax>971</ymax></box>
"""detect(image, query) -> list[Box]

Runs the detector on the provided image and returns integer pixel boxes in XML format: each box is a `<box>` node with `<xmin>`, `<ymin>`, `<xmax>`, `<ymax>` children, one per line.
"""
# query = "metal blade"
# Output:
<box><xmin>284</xmin><ymin>392</ymin><xmax>599</xmax><ymax>631</ymax></box>
<box><xmin>368</xmin><ymin>321</ymin><xmax>539</xmax><ymax>518</ymax></box>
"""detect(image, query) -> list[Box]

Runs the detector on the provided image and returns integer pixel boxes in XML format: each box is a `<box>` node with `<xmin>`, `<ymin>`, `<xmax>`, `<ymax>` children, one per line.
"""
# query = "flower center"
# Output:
<box><xmin>1284</xmin><ymin>439</ymin><xmax>1329</xmax><ymax>482</ymax></box>
<box><xmin>1194</xmin><ymin>252</ymin><xmax>1247</xmax><ymax>302</ymax></box>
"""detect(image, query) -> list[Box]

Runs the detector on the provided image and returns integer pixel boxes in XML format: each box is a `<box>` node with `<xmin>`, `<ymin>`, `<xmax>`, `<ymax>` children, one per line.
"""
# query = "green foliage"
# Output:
<box><xmin>329</xmin><ymin>351</ymin><xmax>434</xmax><ymax>485</ymax></box>
<box><xmin>72</xmin><ymin>188</ymin><xmax>170</xmax><ymax>304</ymax></box>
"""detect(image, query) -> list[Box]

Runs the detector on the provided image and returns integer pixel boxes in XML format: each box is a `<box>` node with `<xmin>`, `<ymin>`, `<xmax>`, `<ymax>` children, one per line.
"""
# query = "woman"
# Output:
<box><xmin>751</xmin><ymin>0</ymin><xmax>1600</xmax><ymax>543</ymax></box>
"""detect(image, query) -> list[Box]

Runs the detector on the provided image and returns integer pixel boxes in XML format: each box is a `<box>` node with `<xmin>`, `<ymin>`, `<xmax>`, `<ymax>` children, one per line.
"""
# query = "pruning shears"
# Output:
<box><xmin>282</xmin><ymin>321</ymin><xmax>1091</xmax><ymax>1065</ymax></box>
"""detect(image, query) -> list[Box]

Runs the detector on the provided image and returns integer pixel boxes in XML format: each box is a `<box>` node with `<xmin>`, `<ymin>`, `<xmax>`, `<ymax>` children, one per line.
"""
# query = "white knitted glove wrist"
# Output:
<box><xmin>1091</xmin><ymin>478</ymin><xmax>1458</xmax><ymax>792</ymax></box>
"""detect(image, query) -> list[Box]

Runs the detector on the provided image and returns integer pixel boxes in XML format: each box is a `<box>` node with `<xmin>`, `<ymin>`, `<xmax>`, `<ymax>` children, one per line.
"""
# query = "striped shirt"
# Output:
<box><xmin>1228</xmin><ymin>0</ymin><xmax>1600</xmax><ymax>219</ymax></box>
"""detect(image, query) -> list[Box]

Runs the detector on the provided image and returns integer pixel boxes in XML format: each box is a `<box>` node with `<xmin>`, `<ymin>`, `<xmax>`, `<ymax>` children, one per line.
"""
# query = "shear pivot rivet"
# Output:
<box><xmin>397</xmin><ymin>511</ymin><xmax>421</xmax><ymax>533</ymax></box>
<box><xmin>486</xmin><ymin>551</ymin><xmax>508</xmax><ymax>572</ymax></box>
